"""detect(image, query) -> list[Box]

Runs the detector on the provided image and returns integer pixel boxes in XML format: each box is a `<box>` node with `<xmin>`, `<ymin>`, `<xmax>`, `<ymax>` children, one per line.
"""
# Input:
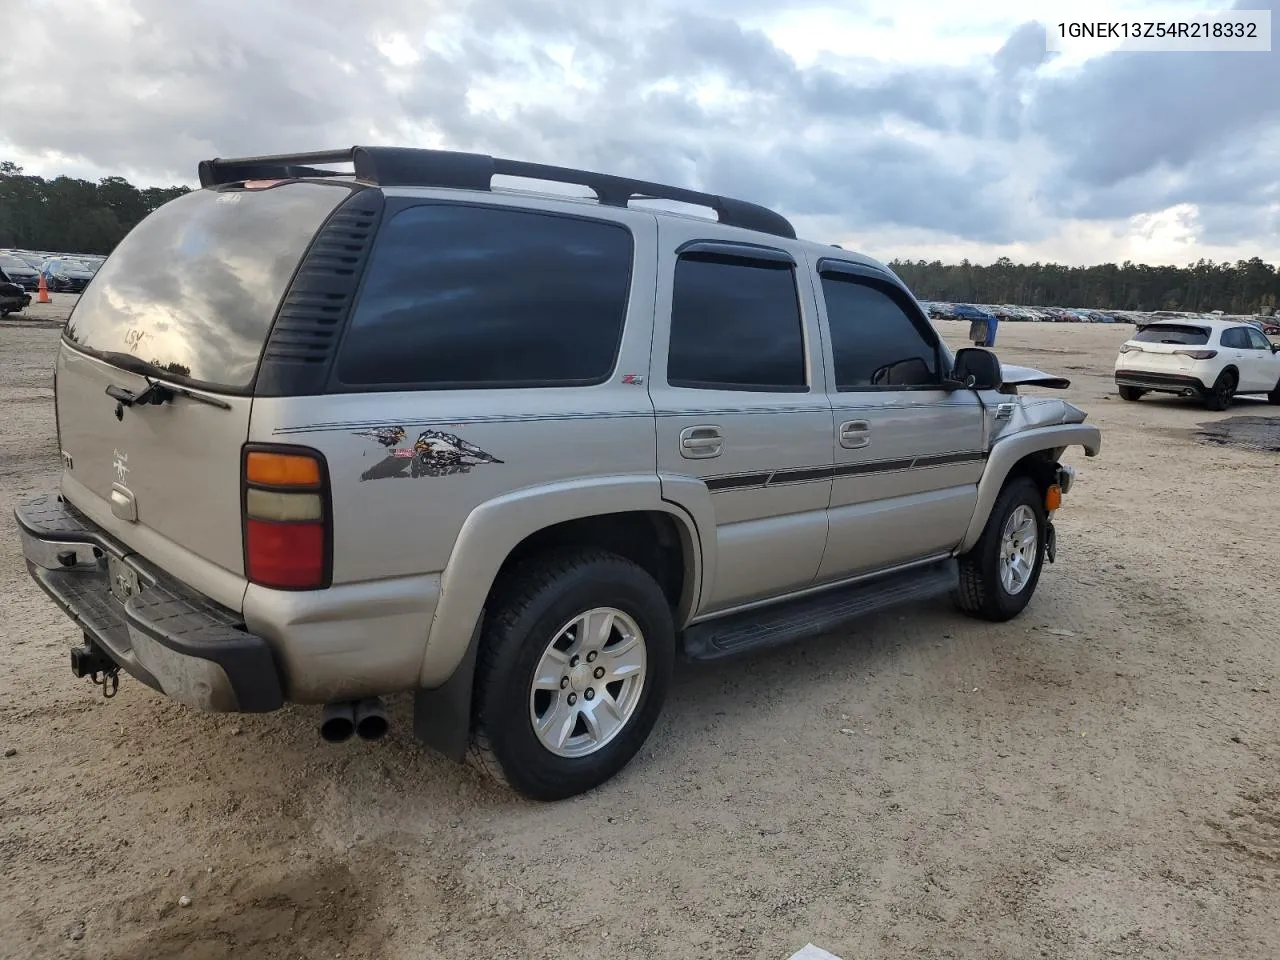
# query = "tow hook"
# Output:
<box><xmin>70</xmin><ymin>636</ymin><xmax>120</xmax><ymax>698</ymax></box>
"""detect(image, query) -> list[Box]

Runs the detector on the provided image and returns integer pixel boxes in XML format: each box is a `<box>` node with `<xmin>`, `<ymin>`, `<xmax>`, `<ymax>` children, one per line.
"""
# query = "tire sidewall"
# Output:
<box><xmin>980</xmin><ymin>478</ymin><xmax>1047</xmax><ymax>619</ymax></box>
<box><xmin>481</xmin><ymin>558</ymin><xmax>674</xmax><ymax>798</ymax></box>
<box><xmin>1206</xmin><ymin>370</ymin><xmax>1237</xmax><ymax>410</ymax></box>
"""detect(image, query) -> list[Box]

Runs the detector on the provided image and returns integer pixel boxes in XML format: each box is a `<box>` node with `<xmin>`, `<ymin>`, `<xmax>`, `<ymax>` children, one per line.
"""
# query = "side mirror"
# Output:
<box><xmin>950</xmin><ymin>347</ymin><xmax>1002</xmax><ymax>390</ymax></box>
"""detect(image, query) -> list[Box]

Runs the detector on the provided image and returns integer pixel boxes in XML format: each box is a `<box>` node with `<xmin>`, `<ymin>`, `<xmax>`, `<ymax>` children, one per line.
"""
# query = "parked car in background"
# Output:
<box><xmin>0</xmin><ymin>253</ymin><xmax>41</xmax><ymax>291</ymax></box>
<box><xmin>1114</xmin><ymin>318</ymin><xmax>1280</xmax><ymax>409</ymax></box>
<box><xmin>1240</xmin><ymin>316</ymin><xmax>1280</xmax><ymax>337</ymax></box>
<box><xmin>12</xmin><ymin>253</ymin><xmax>45</xmax><ymax>270</ymax></box>
<box><xmin>39</xmin><ymin>258</ymin><xmax>95</xmax><ymax>293</ymax></box>
<box><xmin>0</xmin><ymin>280</ymin><xmax>32</xmax><ymax>316</ymax></box>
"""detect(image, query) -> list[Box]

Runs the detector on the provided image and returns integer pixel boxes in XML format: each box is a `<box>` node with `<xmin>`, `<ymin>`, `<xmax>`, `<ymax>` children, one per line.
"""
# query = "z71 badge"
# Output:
<box><xmin>354</xmin><ymin>427</ymin><xmax>503</xmax><ymax>482</ymax></box>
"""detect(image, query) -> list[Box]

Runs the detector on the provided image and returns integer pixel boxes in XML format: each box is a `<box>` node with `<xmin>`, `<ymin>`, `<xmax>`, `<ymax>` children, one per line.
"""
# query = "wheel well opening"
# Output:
<box><xmin>497</xmin><ymin>512</ymin><xmax>689</xmax><ymax>614</ymax></box>
<box><xmin>1006</xmin><ymin>450</ymin><xmax>1059</xmax><ymax>496</ymax></box>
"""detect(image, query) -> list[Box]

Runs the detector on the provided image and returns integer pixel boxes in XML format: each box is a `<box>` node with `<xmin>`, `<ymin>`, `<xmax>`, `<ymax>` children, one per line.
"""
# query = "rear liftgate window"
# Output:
<box><xmin>1133</xmin><ymin>324</ymin><xmax>1211</xmax><ymax>346</ymax></box>
<box><xmin>64</xmin><ymin>182</ymin><xmax>352</xmax><ymax>389</ymax></box>
<box><xmin>334</xmin><ymin>204</ymin><xmax>635</xmax><ymax>388</ymax></box>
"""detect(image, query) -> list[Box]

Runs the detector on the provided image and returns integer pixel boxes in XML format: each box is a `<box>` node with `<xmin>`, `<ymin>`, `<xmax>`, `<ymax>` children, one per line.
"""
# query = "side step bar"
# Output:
<box><xmin>682</xmin><ymin>559</ymin><xmax>959</xmax><ymax>662</ymax></box>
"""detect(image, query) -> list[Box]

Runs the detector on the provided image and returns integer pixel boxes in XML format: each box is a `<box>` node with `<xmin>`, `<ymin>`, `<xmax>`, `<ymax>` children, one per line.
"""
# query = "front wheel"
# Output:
<box><xmin>1268</xmin><ymin>380</ymin><xmax>1280</xmax><ymax>406</ymax></box>
<box><xmin>469</xmin><ymin>548</ymin><xmax>675</xmax><ymax>801</ymax></box>
<box><xmin>953</xmin><ymin>476</ymin><xmax>1047</xmax><ymax>622</ymax></box>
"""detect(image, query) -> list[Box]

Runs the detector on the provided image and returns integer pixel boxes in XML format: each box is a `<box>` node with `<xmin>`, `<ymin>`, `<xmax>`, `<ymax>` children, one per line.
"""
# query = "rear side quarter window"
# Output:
<box><xmin>334</xmin><ymin>203</ymin><xmax>635</xmax><ymax>389</ymax></box>
<box><xmin>1219</xmin><ymin>328</ymin><xmax>1247</xmax><ymax>349</ymax></box>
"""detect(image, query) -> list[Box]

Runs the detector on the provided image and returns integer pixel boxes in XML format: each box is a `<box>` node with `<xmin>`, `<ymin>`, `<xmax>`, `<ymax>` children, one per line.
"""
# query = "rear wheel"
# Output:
<box><xmin>1117</xmin><ymin>385</ymin><xmax>1145</xmax><ymax>401</ymax></box>
<box><xmin>953</xmin><ymin>476</ymin><xmax>1047</xmax><ymax>622</ymax></box>
<box><xmin>1204</xmin><ymin>370</ymin><xmax>1236</xmax><ymax>411</ymax></box>
<box><xmin>469</xmin><ymin>548</ymin><xmax>675</xmax><ymax>801</ymax></box>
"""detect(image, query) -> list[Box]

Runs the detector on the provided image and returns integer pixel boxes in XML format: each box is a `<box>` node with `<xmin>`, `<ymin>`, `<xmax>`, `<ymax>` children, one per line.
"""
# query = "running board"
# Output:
<box><xmin>682</xmin><ymin>559</ymin><xmax>959</xmax><ymax>662</ymax></box>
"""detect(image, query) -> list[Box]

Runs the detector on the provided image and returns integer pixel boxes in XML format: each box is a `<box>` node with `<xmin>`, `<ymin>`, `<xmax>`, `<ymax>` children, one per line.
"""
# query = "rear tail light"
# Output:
<box><xmin>242</xmin><ymin>446</ymin><xmax>331</xmax><ymax>590</ymax></box>
<box><xmin>1172</xmin><ymin>349</ymin><xmax>1217</xmax><ymax>360</ymax></box>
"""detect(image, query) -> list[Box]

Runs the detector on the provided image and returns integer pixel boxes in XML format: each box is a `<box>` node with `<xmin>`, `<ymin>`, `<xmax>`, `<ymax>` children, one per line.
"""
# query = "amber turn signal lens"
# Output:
<box><xmin>1045</xmin><ymin>484</ymin><xmax>1062</xmax><ymax>512</ymax></box>
<box><xmin>245</xmin><ymin>451</ymin><xmax>321</xmax><ymax>487</ymax></box>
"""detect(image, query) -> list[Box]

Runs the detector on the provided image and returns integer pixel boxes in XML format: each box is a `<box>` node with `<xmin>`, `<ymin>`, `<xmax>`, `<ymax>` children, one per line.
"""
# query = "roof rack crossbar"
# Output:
<box><xmin>197</xmin><ymin>146</ymin><xmax>796</xmax><ymax>239</ymax></box>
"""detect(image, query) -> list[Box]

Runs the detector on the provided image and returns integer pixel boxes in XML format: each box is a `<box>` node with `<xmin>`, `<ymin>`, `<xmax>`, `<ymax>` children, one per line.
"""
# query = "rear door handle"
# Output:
<box><xmin>680</xmin><ymin>425</ymin><xmax>724</xmax><ymax>459</ymax></box>
<box><xmin>839</xmin><ymin>419</ymin><xmax>871</xmax><ymax>449</ymax></box>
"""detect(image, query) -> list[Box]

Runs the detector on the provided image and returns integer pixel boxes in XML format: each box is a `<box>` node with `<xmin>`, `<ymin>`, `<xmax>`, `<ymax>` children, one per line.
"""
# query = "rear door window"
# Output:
<box><xmin>1133</xmin><ymin>324</ymin><xmax>1210</xmax><ymax>345</ymax></box>
<box><xmin>64</xmin><ymin>182</ymin><xmax>352</xmax><ymax>389</ymax></box>
<box><xmin>666</xmin><ymin>253</ymin><xmax>807</xmax><ymax>391</ymax></box>
<box><xmin>334</xmin><ymin>204</ymin><xmax>634</xmax><ymax>389</ymax></box>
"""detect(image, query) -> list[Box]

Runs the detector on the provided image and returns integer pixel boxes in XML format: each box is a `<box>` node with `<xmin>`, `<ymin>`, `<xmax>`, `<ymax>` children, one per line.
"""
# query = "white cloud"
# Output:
<box><xmin>1</xmin><ymin>0</ymin><xmax>1277</xmax><ymax>267</ymax></box>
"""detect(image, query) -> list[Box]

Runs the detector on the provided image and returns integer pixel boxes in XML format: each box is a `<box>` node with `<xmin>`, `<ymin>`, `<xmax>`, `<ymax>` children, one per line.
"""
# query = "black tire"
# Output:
<box><xmin>469</xmin><ymin>548</ymin><xmax>675</xmax><ymax>801</ymax></box>
<box><xmin>1204</xmin><ymin>369</ymin><xmax>1236</xmax><ymax>411</ymax></box>
<box><xmin>1268</xmin><ymin>381</ymin><xmax>1280</xmax><ymax>406</ymax></box>
<box><xmin>1117</xmin><ymin>385</ymin><xmax>1145</xmax><ymax>401</ymax></box>
<box><xmin>953</xmin><ymin>475</ymin><xmax>1047</xmax><ymax>622</ymax></box>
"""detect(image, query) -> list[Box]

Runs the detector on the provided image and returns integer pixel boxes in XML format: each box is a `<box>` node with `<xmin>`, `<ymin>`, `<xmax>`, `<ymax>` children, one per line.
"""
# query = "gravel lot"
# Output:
<box><xmin>2</xmin><ymin>305</ymin><xmax>1278</xmax><ymax>960</ymax></box>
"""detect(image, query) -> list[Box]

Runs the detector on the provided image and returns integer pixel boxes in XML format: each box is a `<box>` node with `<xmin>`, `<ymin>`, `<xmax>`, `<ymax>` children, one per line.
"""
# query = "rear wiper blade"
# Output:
<box><xmin>95</xmin><ymin>351</ymin><xmax>232</xmax><ymax>412</ymax></box>
<box><xmin>99</xmin><ymin>353</ymin><xmax>233</xmax><ymax>419</ymax></box>
<box><xmin>105</xmin><ymin>379</ymin><xmax>232</xmax><ymax>414</ymax></box>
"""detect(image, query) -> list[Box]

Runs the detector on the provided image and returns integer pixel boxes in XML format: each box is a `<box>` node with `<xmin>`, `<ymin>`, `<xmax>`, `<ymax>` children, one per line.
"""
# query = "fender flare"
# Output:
<box><xmin>958</xmin><ymin>423</ymin><xmax>1101</xmax><ymax>553</ymax></box>
<box><xmin>416</xmin><ymin>475</ymin><xmax>709</xmax><ymax>690</ymax></box>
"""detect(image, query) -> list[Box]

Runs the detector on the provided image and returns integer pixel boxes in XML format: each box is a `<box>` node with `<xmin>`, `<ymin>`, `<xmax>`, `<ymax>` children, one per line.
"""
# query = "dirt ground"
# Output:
<box><xmin>2</xmin><ymin>305</ymin><xmax>1278</xmax><ymax>960</ymax></box>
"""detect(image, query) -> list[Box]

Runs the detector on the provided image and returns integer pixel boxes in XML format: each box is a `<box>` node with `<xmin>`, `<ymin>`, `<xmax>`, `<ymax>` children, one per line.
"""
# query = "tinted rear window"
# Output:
<box><xmin>1134</xmin><ymin>324</ymin><xmax>1210</xmax><ymax>345</ymax></box>
<box><xmin>64</xmin><ymin>183</ymin><xmax>349</xmax><ymax>389</ymax></box>
<box><xmin>667</xmin><ymin>255</ymin><xmax>807</xmax><ymax>391</ymax></box>
<box><xmin>334</xmin><ymin>203</ymin><xmax>634</xmax><ymax>388</ymax></box>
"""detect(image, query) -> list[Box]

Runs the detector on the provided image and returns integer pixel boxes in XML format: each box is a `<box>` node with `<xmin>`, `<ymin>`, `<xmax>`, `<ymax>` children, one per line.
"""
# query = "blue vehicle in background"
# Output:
<box><xmin>38</xmin><ymin>258</ymin><xmax>95</xmax><ymax>293</ymax></box>
<box><xmin>952</xmin><ymin>303</ymin><xmax>999</xmax><ymax>347</ymax></box>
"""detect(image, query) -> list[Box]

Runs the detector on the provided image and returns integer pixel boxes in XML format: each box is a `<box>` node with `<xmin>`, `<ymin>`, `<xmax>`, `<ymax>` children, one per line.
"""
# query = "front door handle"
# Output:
<box><xmin>680</xmin><ymin>425</ymin><xmax>724</xmax><ymax>459</ymax></box>
<box><xmin>839</xmin><ymin>419</ymin><xmax>871</xmax><ymax>449</ymax></box>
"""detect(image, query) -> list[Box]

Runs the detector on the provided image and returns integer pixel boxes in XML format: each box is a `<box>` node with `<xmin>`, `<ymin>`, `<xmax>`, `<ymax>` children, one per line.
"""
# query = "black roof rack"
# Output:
<box><xmin>197</xmin><ymin>146</ymin><xmax>796</xmax><ymax>239</ymax></box>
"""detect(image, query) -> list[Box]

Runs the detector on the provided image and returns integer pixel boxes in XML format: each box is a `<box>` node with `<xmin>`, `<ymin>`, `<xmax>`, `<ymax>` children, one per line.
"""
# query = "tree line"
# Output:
<box><xmin>3</xmin><ymin>160</ymin><xmax>1277</xmax><ymax>313</ymax></box>
<box><xmin>0</xmin><ymin>161</ymin><xmax>189</xmax><ymax>256</ymax></box>
<box><xmin>890</xmin><ymin>256</ymin><xmax>1279</xmax><ymax>315</ymax></box>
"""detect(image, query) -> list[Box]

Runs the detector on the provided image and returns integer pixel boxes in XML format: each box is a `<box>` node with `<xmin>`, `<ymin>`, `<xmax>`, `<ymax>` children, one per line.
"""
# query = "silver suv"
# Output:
<box><xmin>15</xmin><ymin>146</ymin><xmax>1102</xmax><ymax>800</ymax></box>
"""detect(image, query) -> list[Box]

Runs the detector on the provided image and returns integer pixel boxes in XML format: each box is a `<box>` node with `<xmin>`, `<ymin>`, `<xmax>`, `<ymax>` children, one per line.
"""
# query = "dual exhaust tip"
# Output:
<box><xmin>321</xmin><ymin>698</ymin><xmax>389</xmax><ymax>743</ymax></box>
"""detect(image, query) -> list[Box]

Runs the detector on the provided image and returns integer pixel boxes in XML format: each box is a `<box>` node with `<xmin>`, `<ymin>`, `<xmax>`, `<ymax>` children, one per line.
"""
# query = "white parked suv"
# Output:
<box><xmin>1114</xmin><ymin>318</ymin><xmax>1280</xmax><ymax>410</ymax></box>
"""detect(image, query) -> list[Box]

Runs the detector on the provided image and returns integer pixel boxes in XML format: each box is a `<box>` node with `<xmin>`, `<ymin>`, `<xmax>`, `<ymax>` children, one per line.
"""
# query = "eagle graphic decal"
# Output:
<box><xmin>353</xmin><ymin>425</ymin><xmax>406</xmax><ymax>449</ymax></box>
<box><xmin>354</xmin><ymin>426</ymin><xmax>503</xmax><ymax>481</ymax></box>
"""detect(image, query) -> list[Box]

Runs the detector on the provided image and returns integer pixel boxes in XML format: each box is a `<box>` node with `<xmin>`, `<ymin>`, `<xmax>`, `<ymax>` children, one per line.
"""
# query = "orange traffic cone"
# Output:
<box><xmin>37</xmin><ymin>272</ymin><xmax>50</xmax><ymax>304</ymax></box>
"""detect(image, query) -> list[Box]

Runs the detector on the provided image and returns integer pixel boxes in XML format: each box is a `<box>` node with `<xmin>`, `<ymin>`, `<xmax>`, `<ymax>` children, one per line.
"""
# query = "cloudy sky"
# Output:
<box><xmin>2</xmin><ymin>0</ymin><xmax>1277</xmax><ymax>266</ymax></box>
